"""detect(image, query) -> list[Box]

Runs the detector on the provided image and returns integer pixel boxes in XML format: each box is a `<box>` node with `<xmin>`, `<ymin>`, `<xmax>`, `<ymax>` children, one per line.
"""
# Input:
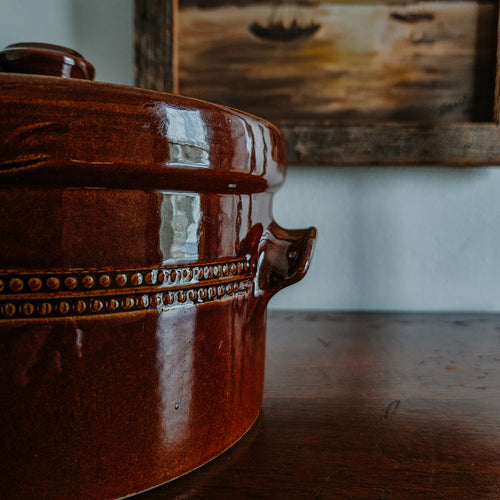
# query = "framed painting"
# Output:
<box><xmin>135</xmin><ymin>0</ymin><xmax>500</xmax><ymax>166</ymax></box>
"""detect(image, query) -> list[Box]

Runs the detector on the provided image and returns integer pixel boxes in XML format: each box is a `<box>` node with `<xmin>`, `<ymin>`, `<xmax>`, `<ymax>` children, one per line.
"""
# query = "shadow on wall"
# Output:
<box><xmin>69</xmin><ymin>0</ymin><xmax>133</xmax><ymax>85</ymax></box>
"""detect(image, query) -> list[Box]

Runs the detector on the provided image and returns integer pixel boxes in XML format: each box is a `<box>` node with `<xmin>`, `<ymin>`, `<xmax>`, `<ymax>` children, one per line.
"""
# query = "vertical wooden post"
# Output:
<box><xmin>494</xmin><ymin>7</ymin><xmax>500</xmax><ymax>123</ymax></box>
<box><xmin>134</xmin><ymin>0</ymin><xmax>178</xmax><ymax>93</ymax></box>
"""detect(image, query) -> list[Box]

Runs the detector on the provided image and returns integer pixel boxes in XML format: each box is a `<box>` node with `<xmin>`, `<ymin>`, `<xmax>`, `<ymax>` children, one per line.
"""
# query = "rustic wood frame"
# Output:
<box><xmin>135</xmin><ymin>0</ymin><xmax>500</xmax><ymax>166</ymax></box>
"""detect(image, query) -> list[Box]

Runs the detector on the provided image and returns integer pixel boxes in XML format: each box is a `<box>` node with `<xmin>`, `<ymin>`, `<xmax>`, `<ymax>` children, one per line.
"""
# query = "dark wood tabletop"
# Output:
<box><xmin>138</xmin><ymin>311</ymin><xmax>500</xmax><ymax>499</ymax></box>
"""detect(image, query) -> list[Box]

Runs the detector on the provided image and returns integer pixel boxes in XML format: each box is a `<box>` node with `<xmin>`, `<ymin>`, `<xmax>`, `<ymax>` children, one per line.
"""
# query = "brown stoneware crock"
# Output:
<box><xmin>0</xmin><ymin>43</ymin><xmax>316</xmax><ymax>499</ymax></box>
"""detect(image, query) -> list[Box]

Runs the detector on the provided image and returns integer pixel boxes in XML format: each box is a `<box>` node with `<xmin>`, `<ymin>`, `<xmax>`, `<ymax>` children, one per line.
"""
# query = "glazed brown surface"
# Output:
<box><xmin>0</xmin><ymin>43</ymin><xmax>95</xmax><ymax>80</ymax></box>
<box><xmin>1</xmin><ymin>302</ymin><xmax>267</xmax><ymax>499</ymax></box>
<box><xmin>0</xmin><ymin>186</ymin><xmax>314</xmax><ymax>499</ymax></box>
<box><xmin>139</xmin><ymin>311</ymin><xmax>500</xmax><ymax>499</ymax></box>
<box><xmin>0</xmin><ymin>46</ymin><xmax>316</xmax><ymax>499</ymax></box>
<box><xmin>0</xmin><ymin>73</ymin><xmax>286</xmax><ymax>193</ymax></box>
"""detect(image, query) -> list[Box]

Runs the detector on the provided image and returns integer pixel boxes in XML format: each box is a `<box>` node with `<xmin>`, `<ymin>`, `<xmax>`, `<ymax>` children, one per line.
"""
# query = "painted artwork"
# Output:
<box><xmin>178</xmin><ymin>0</ymin><xmax>498</xmax><ymax>124</ymax></box>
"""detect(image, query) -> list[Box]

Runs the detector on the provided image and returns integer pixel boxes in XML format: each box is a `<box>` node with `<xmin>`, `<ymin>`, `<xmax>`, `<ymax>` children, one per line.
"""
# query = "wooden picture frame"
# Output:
<box><xmin>135</xmin><ymin>0</ymin><xmax>500</xmax><ymax>166</ymax></box>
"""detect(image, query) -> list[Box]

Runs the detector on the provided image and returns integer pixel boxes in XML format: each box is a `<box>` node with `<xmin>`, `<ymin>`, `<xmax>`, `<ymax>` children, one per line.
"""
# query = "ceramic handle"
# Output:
<box><xmin>256</xmin><ymin>222</ymin><xmax>316</xmax><ymax>299</ymax></box>
<box><xmin>0</xmin><ymin>43</ymin><xmax>95</xmax><ymax>80</ymax></box>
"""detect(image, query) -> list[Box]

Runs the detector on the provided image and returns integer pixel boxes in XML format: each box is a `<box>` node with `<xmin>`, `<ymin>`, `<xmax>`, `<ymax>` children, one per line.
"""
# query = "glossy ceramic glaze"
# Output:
<box><xmin>0</xmin><ymin>45</ymin><xmax>316</xmax><ymax>499</ymax></box>
<box><xmin>0</xmin><ymin>42</ymin><xmax>95</xmax><ymax>80</ymax></box>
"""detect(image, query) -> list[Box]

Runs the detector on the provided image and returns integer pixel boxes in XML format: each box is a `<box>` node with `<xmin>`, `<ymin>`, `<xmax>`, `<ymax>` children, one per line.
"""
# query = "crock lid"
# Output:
<box><xmin>0</xmin><ymin>43</ymin><xmax>286</xmax><ymax>193</ymax></box>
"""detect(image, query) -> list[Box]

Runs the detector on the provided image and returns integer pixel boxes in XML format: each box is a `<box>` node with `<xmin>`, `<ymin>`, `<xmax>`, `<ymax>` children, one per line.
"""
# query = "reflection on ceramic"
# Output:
<box><xmin>156</xmin><ymin>307</ymin><xmax>196</xmax><ymax>446</ymax></box>
<box><xmin>160</xmin><ymin>193</ymin><xmax>202</xmax><ymax>261</ymax></box>
<box><xmin>162</xmin><ymin>106</ymin><xmax>210</xmax><ymax>168</ymax></box>
<box><xmin>0</xmin><ymin>43</ymin><xmax>316</xmax><ymax>499</ymax></box>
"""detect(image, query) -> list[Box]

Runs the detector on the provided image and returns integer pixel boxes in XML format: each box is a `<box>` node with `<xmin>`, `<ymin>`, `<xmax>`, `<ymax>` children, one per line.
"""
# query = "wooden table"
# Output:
<box><xmin>139</xmin><ymin>312</ymin><xmax>500</xmax><ymax>499</ymax></box>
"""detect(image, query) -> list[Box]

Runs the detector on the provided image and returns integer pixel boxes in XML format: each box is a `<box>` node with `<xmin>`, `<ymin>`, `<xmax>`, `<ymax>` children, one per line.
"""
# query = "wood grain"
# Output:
<box><xmin>280</xmin><ymin>122</ymin><xmax>500</xmax><ymax>166</ymax></box>
<box><xmin>139</xmin><ymin>311</ymin><xmax>500</xmax><ymax>499</ymax></box>
<box><xmin>134</xmin><ymin>0</ymin><xmax>178</xmax><ymax>93</ymax></box>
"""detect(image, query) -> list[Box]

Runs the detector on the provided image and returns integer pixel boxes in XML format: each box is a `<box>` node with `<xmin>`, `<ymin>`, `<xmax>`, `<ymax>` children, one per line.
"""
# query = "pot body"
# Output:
<box><xmin>1</xmin><ymin>187</ymin><xmax>279</xmax><ymax>499</ymax></box>
<box><xmin>0</xmin><ymin>73</ymin><xmax>315</xmax><ymax>499</ymax></box>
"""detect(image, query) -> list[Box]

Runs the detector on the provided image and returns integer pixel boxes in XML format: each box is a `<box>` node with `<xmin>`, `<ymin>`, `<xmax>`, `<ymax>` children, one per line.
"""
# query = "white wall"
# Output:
<box><xmin>0</xmin><ymin>0</ymin><xmax>133</xmax><ymax>86</ymax></box>
<box><xmin>2</xmin><ymin>0</ymin><xmax>500</xmax><ymax>312</ymax></box>
<box><xmin>270</xmin><ymin>167</ymin><xmax>500</xmax><ymax>311</ymax></box>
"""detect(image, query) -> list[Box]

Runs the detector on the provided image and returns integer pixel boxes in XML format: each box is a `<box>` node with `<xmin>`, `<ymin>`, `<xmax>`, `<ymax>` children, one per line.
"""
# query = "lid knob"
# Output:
<box><xmin>0</xmin><ymin>42</ymin><xmax>95</xmax><ymax>80</ymax></box>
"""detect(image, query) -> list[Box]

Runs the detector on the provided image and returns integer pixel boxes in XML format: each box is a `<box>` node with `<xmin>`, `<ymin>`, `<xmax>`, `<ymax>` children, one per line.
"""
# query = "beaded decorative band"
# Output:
<box><xmin>0</xmin><ymin>257</ymin><xmax>253</xmax><ymax>320</ymax></box>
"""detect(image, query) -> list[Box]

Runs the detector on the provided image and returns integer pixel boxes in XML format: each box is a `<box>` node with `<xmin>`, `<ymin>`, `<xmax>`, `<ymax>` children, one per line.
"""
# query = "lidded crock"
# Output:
<box><xmin>0</xmin><ymin>44</ymin><xmax>315</xmax><ymax>499</ymax></box>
